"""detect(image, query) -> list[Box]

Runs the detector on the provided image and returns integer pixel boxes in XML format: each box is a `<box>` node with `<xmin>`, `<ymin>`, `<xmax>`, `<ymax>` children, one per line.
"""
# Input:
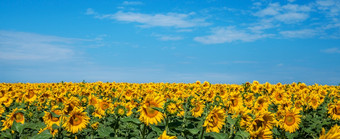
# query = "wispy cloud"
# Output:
<box><xmin>88</xmin><ymin>9</ymin><xmax>209</xmax><ymax>28</ymax></box>
<box><xmin>152</xmin><ymin>33</ymin><xmax>183</xmax><ymax>41</ymax></box>
<box><xmin>316</xmin><ymin>0</ymin><xmax>340</xmax><ymax>16</ymax></box>
<box><xmin>194</xmin><ymin>26</ymin><xmax>273</xmax><ymax>44</ymax></box>
<box><xmin>254</xmin><ymin>3</ymin><xmax>312</xmax><ymax>24</ymax></box>
<box><xmin>280</xmin><ymin>29</ymin><xmax>318</xmax><ymax>38</ymax></box>
<box><xmin>0</xmin><ymin>30</ymin><xmax>84</xmax><ymax>61</ymax></box>
<box><xmin>85</xmin><ymin>8</ymin><xmax>96</xmax><ymax>15</ymax></box>
<box><xmin>321</xmin><ymin>47</ymin><xmax>340</xmax><ymax>53</ymax></box>
<box><xmin>122</xmin><ymin>1</ymin><xmax>143</xmax><ymax>5</ymax></box>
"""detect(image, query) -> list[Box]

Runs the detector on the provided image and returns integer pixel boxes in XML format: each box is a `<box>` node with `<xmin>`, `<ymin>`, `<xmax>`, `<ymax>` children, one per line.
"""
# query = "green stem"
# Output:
<box><xmin>141</xmin><ymin>124</ymin><xmax>147</xmax><ymax>139</ymax></box>
<box><xmin>165</xmin><ymin>114</ymin><xmax>169</xmax><ymax>132</ymax></box>
<box><xmin>199</xmin><ymin>127</ymin><xmax>205</xmax><ymax>139</ymax></box>
<box><xmin>229</xmin><ymin>124</ymin><xmax>234</xmax><ymax>138</ymax></box>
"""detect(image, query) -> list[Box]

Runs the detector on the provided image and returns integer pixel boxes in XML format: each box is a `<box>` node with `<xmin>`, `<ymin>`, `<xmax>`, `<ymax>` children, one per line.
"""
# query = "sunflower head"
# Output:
<box><xmin>203</xmin><ymin>106</ymin><xmax>226</xmax><ymax>133</ymax></box>
<box><xmin>328</xmin><ymin>101</ymin><xmax>340</xmax><ymax>120</ymax></box>
<box><xmin>62</xmin><ymin>107</ymin><xmax>90</xmax><ymax>134</ymax></box>
<box><xmin>138</xmin><ymin>95</ymin><xmax>165</xmax><ymax>126</ymax></box>
<box><xmin>114</xmin><ymin>105</ymin><xmax>127</xmax><ymax>116</ymax></box>
<box><xmin>280</xmin><ymin>107</ymin><xmax>301</xmax><ymax>133</ymax></box>
<box><xmin>165</xmin><ymin>100</ymin><xmax>179</xmax><ymax>115</ymax></box>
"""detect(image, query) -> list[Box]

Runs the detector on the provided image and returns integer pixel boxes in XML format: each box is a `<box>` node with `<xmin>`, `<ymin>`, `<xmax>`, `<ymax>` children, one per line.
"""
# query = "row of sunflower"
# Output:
<box><xmin>0</xmin><ymin>81</ymin><xmax>339</xmax><ymax>139</ymax></box>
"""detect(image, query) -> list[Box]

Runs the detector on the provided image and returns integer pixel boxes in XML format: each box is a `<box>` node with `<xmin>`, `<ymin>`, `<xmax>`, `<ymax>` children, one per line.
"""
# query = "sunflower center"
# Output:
<box><xmin>118</xmin><ymin>108</ymin><xmax>125</xmax><ymax>115</ymax></box>
<box><xmin>334</xmin><ymin>105</ymin><xmax>340</xmax><ymax>115</ymax></box>
<box><xmin>26</xmin><ymin>91</ymin><xmax>35</xmax><ymax>99</ymax></box>
<box><xmin>285</xmin><ymin>115</ymin><xmax>295</xmax><ymax>126</ymax></box>
<box><xmin>100</xmin><ymin>102</ymin><xmax>109</xmax><ymax>110</ymax></box>
<box><xmin>194</xmin><ymin>105</ymin><xmax>201</xmax><ymax>112</ymax></box>
<box><xmin>231</xmin><ymin>99</ymin><xmax>238</xmax><ymax>107</ymax></box>
<box><xmin>275</xmin><ymin>93</ymin><xmax>282</xmax><ymax>101</ymax></box>
<box><xmin>145</xmin><ymin>102</ymin><xmax>159</xmax><ymax>118</ymax></box>
<box><xmin>311</xmin><ymin>99</ymin><xmax>318</xmax><ymax>106</ymax></box>
<box><xmin>0</xmin><ymin>90</ymin><xmax>4</xmax><ymax>98</ymax></box>
<box><xmin>90</xmin><ymin>98</ymin><xmax>97</xmax><ymax>105</ymax></box>
<box><xmin>70</xmin><ymin>115</ymin><xmax>83</xmax><ymax>126</ymax></box>
<box><xmin>51</xmin><ymin>110</ymin><xmax>61</xmax><ymax>122</ymax></box>
<box><xmin>14</xmin><ymin>113</ymin><xmax>24</xmax><ymax>123</ymax></box>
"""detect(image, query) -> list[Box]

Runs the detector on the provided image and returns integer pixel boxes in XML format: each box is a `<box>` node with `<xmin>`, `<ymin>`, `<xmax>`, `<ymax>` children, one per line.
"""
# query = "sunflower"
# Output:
<box><xmin>328</xmin><ymin>101</ymin><xmax>340</xmax><ymax>120</ymax></box>
<box><xmin>88</xmin><ymin>95</ymin><xmax>99</xmax><ymax>106</ymax></box>
<box><xmin>62</xmin><ymin>107</ymin><xmax>90</xmax><ymax>133</ymax></box>
<box><xmin>250</xmin><ymin>127</ymin><xmax>273</xmax><ymax>139</ymax></box>
<box><xmin>24</xmin><ymin>89</ymin><xmax>37</xmax><ymax>103</ymax></box>
<box><xmin>38</xmin><ymin>126</ymin><xmax>58</xmax><ymax>137</ymax></box>
<box><xmin>3</xmin><ymin>96</ymin><xmax>13</xmax><ymax>107</ymax></box>
<box><xmin>319</xmin><ymin>125</ymin><xmax>340</xmax><ymax>139</ymax></box>
<box><xmin>138</xmin><ymin>95</ymin><xmax>165</xmax><ymax>126</ymax></box>
<box><xmin>251</xmin><ymin>84</ymin><xmax>260</xmax><ymax>93</ymax></box>
<box><xmin>244</xmin><ymin>93</ymin><xmax>255</xmax><ymax>108</ymax></box>
<box><xmin>203</xmin><ymin>106</ymin><xmax>226</xmax><ymax>133</ymax></box>
<box><xmin>124</xmin><ymin>88</ymin><xmax>134</xmax><ymax>100</ymax></box>
<box><xmin>158</xmin><ymin>130</ymin><xmax>177</xmax><ymax>139</ymax></box>
<box><xmin>114</xmin><ymin>105</ymin><xmax>127</xmax><ymax>116</ymax></box>
<box><xmin>279</xmin><ymin>107</ymin><xmax>301</xmax><ymax>133</ymax></box>
<box><xmin>1</xmin><ymin>108</ymin><xmax>25</xmax><ymax>131</ymax></box>
<box><xmin>294</xmin><ymin>100</ymin><xmax>304</xmax><ymax>112</ymax></box>
<box><xmin>91</xmin><ymin>122</ymin><xmax>99</xmax><ymax>130</ymax></box>
<box><xmin>271</xmin><ymin>90</ymin><xmax>286</xmax><ymax>105</ymax></box>
<box><xmin>254</xmin><ymin>96</ymin><xmax>269</xmax><ymax>112</ymax></box>
<box><xmin>0</xmin><ymin>89</ymin><xmax>8</xmax><ymax>103</ymax></box>
<box><xmin>96</xmin><ymin>98</ymin><xmax>112</xmax><ymax>116</ymax></box>
<box><xmin>190</xmin><ymin>100</ymin><xmax>205</xmax><ymax>118</ymax></box>
<box><xmin>228</xmin><ymin>91</ymin><xmax>243</xmax><ymax>113</ymax></box>
<box><xmin>0</xmin><ymin>105</ymin><xmax>5</xmax><ymax>116</ymax></box>
<box><xmin>63</xmin><ymin>96</ymin><xmax>80</xmax><ymax>115</ymax></box>
<box><xmin>235</xmin><ymin>106</ymin><xmax>252</xmax><ymax>129</ymax></box>
<box><xmin>309</xmin><ymin>94</ymin><xmax>320</xmax><ymax>110</ymax></box>
<box><xmin>123</xmin><ymin>102</ymin><xmax>134</xmax><ymax>116</ymax></box>
<box><xmin>165</xmin><ymin>101</ymin><xmax>179</xmax><ymax>115</ymax></box>
<box><xmin>43</xmin><ymin>107</ymin><xmax>62</xmax><ymax>127</ymax></box>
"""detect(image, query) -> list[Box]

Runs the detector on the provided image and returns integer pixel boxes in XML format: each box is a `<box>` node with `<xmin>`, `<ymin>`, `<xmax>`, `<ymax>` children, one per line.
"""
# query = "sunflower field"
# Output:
<box><xmin>0</xmin><ymin>81</ymin><xmax>339</xmax><ymax>139</ymax></box>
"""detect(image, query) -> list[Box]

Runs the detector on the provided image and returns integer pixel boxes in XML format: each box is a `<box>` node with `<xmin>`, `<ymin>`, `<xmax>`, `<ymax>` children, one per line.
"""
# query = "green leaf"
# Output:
<box><xmin>187</xmin><ymin>128</ymin><xmax>200</xmax><ymax>135</ymax></box>
<box><xmin>1</xmin><ymin>130</ymin><xmax>12</xmax><ymax>138</ymax></box>
<box><xmin>12</xmin><ymin>121</ymin><xmax>25</xmax><ymax>134</ymax></box>
<box><xmin>227</xmin><ymin>115</ymin><xmax>236</xmax><ymax>125</ymax></box>
<box><xmin>205</xmin><ymin>132</ymin><xmax>228</xmax><ymax>139</ymax></box>
<box><xmin>121</xmin><ymin>117</ymin><xmax>142</xmax><ymax>124</ymax></box>
<box><xmin>50</xmin><ymin>111</ymin><xmax>60</xmax><ymax>118</ymax></box>
<box><xmin>150</xmin><ymin>124</ymin><xmax>163</xmax><ymax>134</ymax></box>
<box><xmin>185</xmin><ymin>116</ymin><xmax>201</xmax><ymax>122</ymax></box>
<box><xmin>272</xmin><ymin>127</ymin><xmax>280</xmax><ymax>136</ymax></box>
<box><xmin>52</xmin><ymin>124</ymin><xmax>59</xmax><ymax>130</ymax></box>
<box><xmin>285</xmin><ymin>131</ymin><xmax>298</xmax><ymax>139</ymax></box>
<box><xmin>98</xmin><ymin>126</ymin><xmax>114</xmax><ymax>137</ymax></box>
<box><xmin>30</xmin><ymin>130</ymin><xmax>53</xmax><ymax>139</ymax></box>
<box><xmin>235</xmin><ymin>130</ymin><xmax>250</xmax><ymax>139</ymax></box>
<box><xmin>152</xmin><ymin>107</ymin><xmax>164</xmax><ymax>113</ymax></box>
<box><xmin>168</xmin><ymin>120</ymin><xmax>183</xmax><ymax>129</ymax></box>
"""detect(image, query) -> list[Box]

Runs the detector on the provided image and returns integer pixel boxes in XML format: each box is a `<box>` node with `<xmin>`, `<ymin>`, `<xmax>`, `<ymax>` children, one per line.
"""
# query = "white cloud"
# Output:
<box><xmin>152</xmin><ymin>33</ymin><xmax>183</xmax><ymax>41</ymax></box>
<box><xmin>85</xmin><ymin>8</ymin><xmax>96</xmax><ymax>15</ymax></box>
<box><xmin>0</xmin><ymin>30</ymin><xmax>83</xmax><ymax>61</ymax></box>
<box><xmin>89</xmin><ymin>9</ymin><xmax>209</xmax><ymax>28</ymax></box>
<box><xmin>122</xmin><ymin>1</ymin><xmax>143</xmax><ymax>5</ymax></box>
<box><xmin>275</xmin><ymin>12</ymin><xmax>309</xmax><ymax>23</ymax></box>
<box><xmin>254</xmin><ymin>3</ymin><xmax>312</xmax><ymax>24</ymax></box>
<box><xmin>321</xmin><ymin>47</ymin><xmax>340</xmax><ymax>53</ymax></box>
<box><xmin>194</xmin><ymin>26</ymin><xmax>272</xmax><ymax>44</ymax></box>
<box><xmin>316</xmin><ymin>0</ymin><xmax>340</xmax><ymax>16</ymax></box>
<box><xmin>280</xmin><ymin>29</ymin><xmax>317</xmax><ymax>38</ymax></box>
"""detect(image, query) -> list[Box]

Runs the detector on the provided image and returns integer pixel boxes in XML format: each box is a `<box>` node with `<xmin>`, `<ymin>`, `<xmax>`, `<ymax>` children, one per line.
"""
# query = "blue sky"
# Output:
<box><xmin>1</xmin><ymin>0</ymin><xmax>340</xmax><ymax>84</ymax></box>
